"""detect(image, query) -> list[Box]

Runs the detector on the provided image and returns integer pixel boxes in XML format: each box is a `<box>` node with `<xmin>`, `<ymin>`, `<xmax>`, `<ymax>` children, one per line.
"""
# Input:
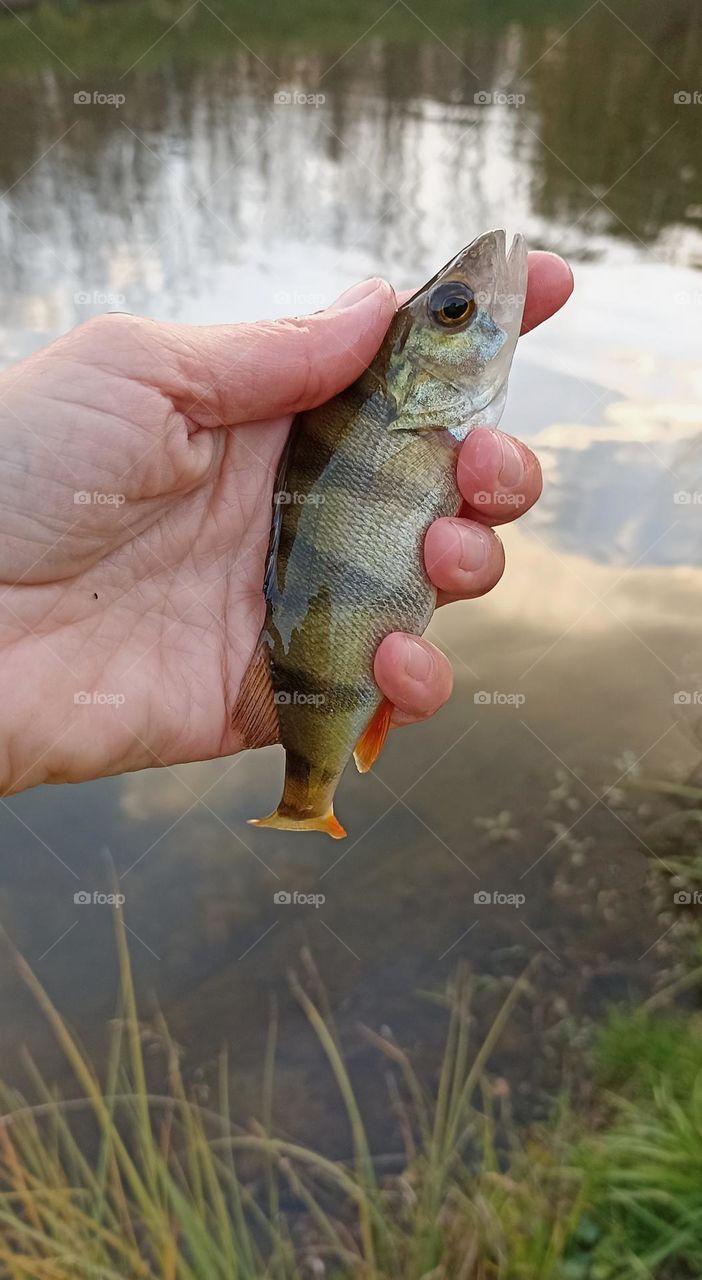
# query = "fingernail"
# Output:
<box><xmin>450</xmin><ymin>520</ymin><xmax>489</xmax><ymax>571</ymax></box>
<box><xmin>331</xmin><ymin>278</ymin><xmax>384</xmax><ymax>310</ymax></box>
<box><xmin>403</xmin><ymin>636</ymin><xmax>434</xmax><ymax>682</ymax></box>
<box><xmin>498</xmin><ymin>435</ymin><xmax>524</xmax><ymax>488</ymax></box>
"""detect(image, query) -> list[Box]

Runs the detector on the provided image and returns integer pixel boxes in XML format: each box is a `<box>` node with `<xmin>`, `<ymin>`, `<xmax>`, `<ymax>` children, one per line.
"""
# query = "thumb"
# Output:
<box><xmin>160</xmin><ymin>277</ymin><xmax>397</xmax><ymax>427</ymax></box>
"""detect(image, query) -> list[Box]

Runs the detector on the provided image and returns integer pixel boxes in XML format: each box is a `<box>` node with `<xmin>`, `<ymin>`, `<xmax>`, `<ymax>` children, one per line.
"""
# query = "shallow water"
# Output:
<box><xmin>0</xmin><ymin>0</ymin><xmax>701</xmax><ymax>1147</ymax></box>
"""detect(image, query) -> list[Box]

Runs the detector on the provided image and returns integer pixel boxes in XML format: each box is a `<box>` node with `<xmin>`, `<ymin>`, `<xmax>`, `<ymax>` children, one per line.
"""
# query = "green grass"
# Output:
<box><xmin>574</xmin><ymin>1014</ymin><xmax>702</xmax><ymax>1279</ymax></box>
<box><xmin>2</xmin><ymin>904</ymin><xmax>702</xmax><ymax>1277</ymax></box>
<box><xmin>0</xmin><ymin>913</ymin><xmax>582</xmax><ymax>1278</ymax></box>
<box><xmin>595</xmin><ymin>1009</ymin><xmax>702</xmax><ymax>1099</ymax></box>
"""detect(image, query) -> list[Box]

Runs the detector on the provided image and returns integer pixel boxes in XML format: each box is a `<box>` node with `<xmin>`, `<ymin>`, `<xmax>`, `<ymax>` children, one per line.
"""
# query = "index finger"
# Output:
<box><xmin>520</xmin><ymin>251</ymin><xmax>573</xmax><ymax>334</ymax></box>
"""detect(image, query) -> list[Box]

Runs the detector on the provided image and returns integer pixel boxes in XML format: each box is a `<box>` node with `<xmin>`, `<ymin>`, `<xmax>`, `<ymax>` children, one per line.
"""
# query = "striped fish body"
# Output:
<box><xmin>239</xmin><ymin>230</ymin><xmax>528</xmax><ymax>837</ymax></box>
<box><xmin>262</xmin><ymin>380</ymin><xmax>461</xmax><ymax>832</ymax></box>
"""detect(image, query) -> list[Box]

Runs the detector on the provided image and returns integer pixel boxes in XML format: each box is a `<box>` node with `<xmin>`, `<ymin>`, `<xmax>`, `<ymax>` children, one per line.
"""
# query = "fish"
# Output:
<box><xmin>232</xmin><ymin>229</ymin><xmax>528</xmax><ymax>838</ymax></box>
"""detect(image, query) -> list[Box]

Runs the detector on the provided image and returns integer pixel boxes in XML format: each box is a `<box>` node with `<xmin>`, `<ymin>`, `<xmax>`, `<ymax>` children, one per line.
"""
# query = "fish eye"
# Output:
<box><xmin>428</xmin><ymin>281</ymin><xmax>477</xmax><ymax>330</ymax></box>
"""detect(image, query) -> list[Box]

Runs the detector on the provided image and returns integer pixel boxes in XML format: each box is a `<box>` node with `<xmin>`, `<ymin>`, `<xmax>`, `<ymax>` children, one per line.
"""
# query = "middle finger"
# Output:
<box><xmin>424</xmin><ymin>517</ymin><xmax>505</xmax><ymax>604</ymax></box>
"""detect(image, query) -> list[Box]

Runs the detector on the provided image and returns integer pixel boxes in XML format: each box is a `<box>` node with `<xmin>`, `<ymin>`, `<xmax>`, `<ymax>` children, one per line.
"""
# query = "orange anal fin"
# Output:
<box><xmin>231</xmin><ymin>639</ymin><xmax>281</xmax><ymax>750</ymax></box>
<box><xmin>248</xmin><ymin>809</ymin><xmax>346</xmax><ymax>839</ymax></box>
<box><xmin>353</xmin><ymin>698</ymin><xmax>393</xmax><ymax>773</ymax></box>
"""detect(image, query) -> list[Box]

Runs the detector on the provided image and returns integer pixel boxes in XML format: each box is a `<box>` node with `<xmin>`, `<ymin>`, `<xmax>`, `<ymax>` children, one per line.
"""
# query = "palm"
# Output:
<box><xmin>0</xmin><ymin>315</ymin><xmax>289</xmax><ymax>789</ymax></box>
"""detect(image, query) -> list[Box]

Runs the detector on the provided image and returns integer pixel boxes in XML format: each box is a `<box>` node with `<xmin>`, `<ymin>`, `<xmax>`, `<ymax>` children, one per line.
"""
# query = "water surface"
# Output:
<box><xmin>1</xmin><ymin>0</ymin><xmax>701</xmax><ymax>1148</ymax></box>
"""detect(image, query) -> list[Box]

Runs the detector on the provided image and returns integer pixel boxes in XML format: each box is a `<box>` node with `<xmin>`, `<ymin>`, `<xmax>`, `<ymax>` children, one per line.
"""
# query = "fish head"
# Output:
<box><xmin>377</xmin><ymin>230</ymin><xmax>527</xmax><ymax>440</ymax></box>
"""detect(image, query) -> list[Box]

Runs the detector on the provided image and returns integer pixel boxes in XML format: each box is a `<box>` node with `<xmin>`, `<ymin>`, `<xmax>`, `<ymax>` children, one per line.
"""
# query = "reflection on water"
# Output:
<box><xmin>1</xmin><ymin>0</ymin><xmax>702</xmax><ymax>1142</ymax></box>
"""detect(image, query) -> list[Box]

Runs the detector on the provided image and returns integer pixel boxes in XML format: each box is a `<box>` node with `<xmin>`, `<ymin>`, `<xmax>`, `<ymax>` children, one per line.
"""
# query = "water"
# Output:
<box><xmin>1</xmin><ymin>0</ymin><xmax>702</xmax><ymax>1149</ymax></box>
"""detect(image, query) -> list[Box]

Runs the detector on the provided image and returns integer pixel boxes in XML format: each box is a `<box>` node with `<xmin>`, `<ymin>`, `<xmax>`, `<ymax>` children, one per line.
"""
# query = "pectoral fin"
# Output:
<box><xmin>353</xmin><ymin>698</ymin><xmax>393</xmax><ymax>773</ymax></box>
<box><xmin>231</xmin><ymin>640</ymin><xmax>281</xmax><ymax>750</ymax></box>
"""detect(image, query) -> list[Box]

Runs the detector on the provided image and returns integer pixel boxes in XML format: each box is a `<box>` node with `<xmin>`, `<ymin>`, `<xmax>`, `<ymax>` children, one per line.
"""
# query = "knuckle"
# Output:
<box><xmin>78</xmin><ymin>311</ymin><xmax>141</xmax><ymax>341</ymax></box>
<box><xmin>69</xmin><ymin>312</ymin><xmax>150</xmax><ymax>365</ymax></box>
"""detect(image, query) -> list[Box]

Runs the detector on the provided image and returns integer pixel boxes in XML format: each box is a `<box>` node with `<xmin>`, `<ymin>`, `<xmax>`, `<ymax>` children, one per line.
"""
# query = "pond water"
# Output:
<box><xmin>1</xmin><ymin>0</ymin><xmax>702</xmax><ymax>1152</ymax></box>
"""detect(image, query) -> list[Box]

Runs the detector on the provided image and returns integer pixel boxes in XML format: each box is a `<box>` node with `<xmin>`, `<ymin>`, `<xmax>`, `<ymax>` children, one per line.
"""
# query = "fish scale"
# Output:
<box><xmin>233</xmin><ymin>229</ymin><xmax>528</xmax><ymax>837</ymax></box>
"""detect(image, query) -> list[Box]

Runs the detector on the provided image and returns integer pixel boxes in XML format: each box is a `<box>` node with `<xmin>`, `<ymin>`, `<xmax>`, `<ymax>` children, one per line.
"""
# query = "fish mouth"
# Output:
<box><xmin>451</xmin><ymin>228</ymin><xmax>528</xmax><ymax>339</ymax></box>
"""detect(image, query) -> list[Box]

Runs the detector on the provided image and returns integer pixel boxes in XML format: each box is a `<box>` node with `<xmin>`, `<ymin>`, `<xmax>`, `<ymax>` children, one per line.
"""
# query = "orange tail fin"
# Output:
<box><xmin>354</xmin><ymin>698</ymin><xmax>393</xmax><ymax>773</ymax></box>
<box><xmin>248</xmin><ymin>809</ymin><xmax>346</xmax><ymax>839</ymax></box>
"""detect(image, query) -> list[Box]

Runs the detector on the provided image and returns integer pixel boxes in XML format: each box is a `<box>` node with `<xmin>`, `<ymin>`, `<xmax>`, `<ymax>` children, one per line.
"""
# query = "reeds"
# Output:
<box><xmin>0</xmin><ymin>915</ymin><xmax>582</xmax><ymax>1278</ymax></box>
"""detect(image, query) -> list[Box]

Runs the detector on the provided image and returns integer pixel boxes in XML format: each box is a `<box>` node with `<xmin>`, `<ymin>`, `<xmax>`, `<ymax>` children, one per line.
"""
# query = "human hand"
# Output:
<box><xmin>0</xmin><ymin>251</ymin><xmax>572</xmax><ymax>794</ymax></box>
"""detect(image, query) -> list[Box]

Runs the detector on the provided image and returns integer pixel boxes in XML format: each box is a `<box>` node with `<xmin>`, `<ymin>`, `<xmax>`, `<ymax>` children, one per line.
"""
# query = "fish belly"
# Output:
<box><xmin>254</xmin><ymin>390</ymin><xmax>461</xmax><ymax>834</ymax></box>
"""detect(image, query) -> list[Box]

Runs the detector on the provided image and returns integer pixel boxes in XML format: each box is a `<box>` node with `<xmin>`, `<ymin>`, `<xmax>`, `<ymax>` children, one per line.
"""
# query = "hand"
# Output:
<box><xmin>0</xmin><ymin>252</ymin><xmax>572</xmax><ymax>794</ymax></box>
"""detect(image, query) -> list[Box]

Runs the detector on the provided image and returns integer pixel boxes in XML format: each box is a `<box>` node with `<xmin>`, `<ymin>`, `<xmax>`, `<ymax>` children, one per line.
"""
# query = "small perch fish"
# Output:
<box><xmin>233</xmin><ymin>229</ymin><xmax>528</xmax><ymax>837</ymax></box>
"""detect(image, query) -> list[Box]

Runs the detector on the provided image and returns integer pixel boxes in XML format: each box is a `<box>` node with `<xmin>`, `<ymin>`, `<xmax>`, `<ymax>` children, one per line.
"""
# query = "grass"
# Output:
<box><xmin>574</xmin><ymin>1015</ymin><xmax>702</xmax><ymax>1280</ymax></box>
<box><xmin>0</xmin><ymin>910</ymin><xmax>583</xmax><ymax>1279</ymax></box>
<box><xmin>565</xmin><ymin>779</ymin><xmax>702</xmax><ymax>1278</ymax></box>
<box><xmin>1</xmin><ymin>902</ymin><xmax>702</xmax><ymax>1276</ymax></box>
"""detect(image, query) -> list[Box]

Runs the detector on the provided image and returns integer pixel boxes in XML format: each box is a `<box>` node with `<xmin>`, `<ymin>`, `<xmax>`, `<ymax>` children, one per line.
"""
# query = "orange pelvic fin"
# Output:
<box><xmin>248</xmin><ymin>809</ymin><xmax>347</xmax><ymax>839</ymax></box>
<box><xmin>353</xmin><ymin>698</ymin><xmax>393</xmax><ymax>773</ymax></box>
